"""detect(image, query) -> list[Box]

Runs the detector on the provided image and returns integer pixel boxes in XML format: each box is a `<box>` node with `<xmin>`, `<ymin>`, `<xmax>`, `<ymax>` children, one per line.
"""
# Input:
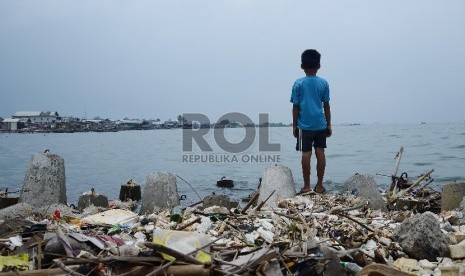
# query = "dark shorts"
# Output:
<box><xmin>296</xmin><ymin>129</ymin><xmax>327</xmax><ymax>152</ymax></box>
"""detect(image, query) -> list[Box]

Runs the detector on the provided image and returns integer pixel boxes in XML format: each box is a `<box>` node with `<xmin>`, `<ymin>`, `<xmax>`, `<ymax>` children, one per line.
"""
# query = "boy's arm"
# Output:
<box><xmin>292</xmin><ymin>105</ymin><xmax>299</xmax><ymax>138</ymax></box>
<box><xmin>323</xmin><ymin>102</ymin><xmax>332</xmax><ymax>137</ymax></box>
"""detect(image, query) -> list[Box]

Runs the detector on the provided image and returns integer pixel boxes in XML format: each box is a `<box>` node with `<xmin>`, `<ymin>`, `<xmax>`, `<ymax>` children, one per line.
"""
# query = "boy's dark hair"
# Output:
<box><xmin>301</xmin><ymin>49</ymin><xmax>321</xmax><ymax>69</ymax></box>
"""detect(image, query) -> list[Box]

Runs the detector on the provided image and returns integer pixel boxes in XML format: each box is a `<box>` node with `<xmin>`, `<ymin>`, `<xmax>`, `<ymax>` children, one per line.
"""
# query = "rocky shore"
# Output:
<box><xmin>1</xmin><ymin>150</ymin><xmax>464</xmax><ymax>275</ymax></box>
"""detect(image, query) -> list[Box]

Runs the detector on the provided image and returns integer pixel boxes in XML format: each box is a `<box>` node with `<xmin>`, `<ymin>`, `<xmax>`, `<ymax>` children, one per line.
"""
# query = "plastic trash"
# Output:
<box><xmin>257</xmin><ymin>227</ymin><xmax>274</xmax><ymax>243</ymax></box>
<box><xmin>153</xmin><ymin>229</ymin><xmax>213</xmax><ymax>263</ymax></box>
<box><xmin>0</xmin><ymin>254</ymin><xmax>29</xmax><ymax>272</ymax></box>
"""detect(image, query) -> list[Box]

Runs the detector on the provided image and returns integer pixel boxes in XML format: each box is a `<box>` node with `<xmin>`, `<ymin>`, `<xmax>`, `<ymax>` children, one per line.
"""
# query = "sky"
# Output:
<box><xmin>1</xmin><ymin>1</ymin><xmax>464</xmax><ymax>124</ymax></box>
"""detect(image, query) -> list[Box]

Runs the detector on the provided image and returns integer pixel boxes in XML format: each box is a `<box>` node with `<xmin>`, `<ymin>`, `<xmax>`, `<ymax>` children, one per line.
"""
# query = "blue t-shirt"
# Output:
<box><xmin>290</xmin><ymin>75</ymin><xmax>330</xmax><ymax>130</ymax></box>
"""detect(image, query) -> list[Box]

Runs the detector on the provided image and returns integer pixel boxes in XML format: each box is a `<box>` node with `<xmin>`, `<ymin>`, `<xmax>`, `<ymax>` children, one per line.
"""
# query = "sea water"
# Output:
<box><xmin>0</xmin><ymin>123</ymin><xmax>464</xmax><ymax>205</ymax></box>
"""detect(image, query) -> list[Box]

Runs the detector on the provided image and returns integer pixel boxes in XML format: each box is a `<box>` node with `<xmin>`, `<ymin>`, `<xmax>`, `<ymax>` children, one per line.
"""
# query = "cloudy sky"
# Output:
<box><xmin>1</xmin><ymin>1</ymin><xmax>464</xmax><ymax>124</ymax></box>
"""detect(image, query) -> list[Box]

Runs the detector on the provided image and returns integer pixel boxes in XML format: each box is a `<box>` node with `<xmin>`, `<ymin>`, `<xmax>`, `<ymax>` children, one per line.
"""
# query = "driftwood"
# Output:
<box><xmin>241</xmin><ymin>192</ymin><xmax>260</xmax><ymax>214</ymax></box>
<box><xmin>389</xmin><ymin>146</ymin><xmax>404</xmax><ymax>193</ymax></box>
<box><xmin>53</xmin><ymin>259</ymin><xmax>84</xmax><ymax>276</ymax></box>
<box><xmin>143</xmin><ymin>242</ymin><xmax>203</xmax><ymax>265</ymax></box>
<box><xmin>59</xmin><ymin>255</ymin><xmax>165</xmax><ymax>266</ymax></box>
<box><xmin>116</xmin><ymin>264</ymin><xmax>213</xmax><ymax>276</ymax></box>
<box><xmin>176</xmin><ymin>216</ymin><xmax>201</xmax><ymax>230</ymax></box>
<box><xmin>255</xmin><ymin>190</ymin><xmax>276</xmax><ymax>211</ymax></box>
<box><xmin>339</xmin><ymin>213</ymin><xmax>375</xmax><ymax>233</ymax></box>
<box><xmin>389</xmin><ymin>169</ymin><xmax>434</xmax><ymax>204</ymax></box>
<box><xmin>0</xmin><ymin>264</ymin><xmax>212</xmax><ymax>276</ymax></box>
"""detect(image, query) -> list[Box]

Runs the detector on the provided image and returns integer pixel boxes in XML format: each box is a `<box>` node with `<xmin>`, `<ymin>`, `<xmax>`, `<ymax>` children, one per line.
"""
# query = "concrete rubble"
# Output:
<box><xmin>392</xmin><ymin>211</ymin><xmax>449</xmax><ymax>261</ymax></box>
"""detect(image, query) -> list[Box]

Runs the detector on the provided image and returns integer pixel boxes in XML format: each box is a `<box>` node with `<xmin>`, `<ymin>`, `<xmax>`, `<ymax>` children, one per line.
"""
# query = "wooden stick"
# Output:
<box><xmin>392</xmin><ymin>147</ymin><xmax>404</xmax><ymax>178</ymax></box>
<box><xmin>145</xmin><ymin>235</ymin><xmax>224</xmax><ymax>276</ymax></box>
<box><xmin>339</xmin><ymin>213</ymin><xmax>375</xmax><ymax>233</ymax></box>
<box><xmin>53</xmin><ymin>259</ymin><xmax>85</xmax><ymax>276</ymax></box>
<box><xmin>121</xmin><ymin>264</ymin><xmax>212</xmax><ymax>276</ymax></box>
<box><xmin>38</xmin><ymin>238</ymin><xmax>42</xmax><ymax>269</ymax></box>
<box><xmin>60</xmin><ymin>256</ymin><xmax>165</xmax><ymax>265</ymax></box>
<box><xmin>184</xmin><ymin>200</ymin><xmax>203</xmax><ymax>210</ymax></box>
<box><xmin>390</xmin><ymin>146</ymin><xmax>404</xmax><ymax>192</ymax></box>
<box><xmin>144</xmin><ymin>242</ymin><xmax>203</xmax><ymax>265</ymax></box>
<box><xmin>241</xmin><ymin>192</ymin><xmax>260</xmax><ymax>214</ymax></box>
<box><xmin>176</xmin><ymin>216</ymin><xmax>201</xmax><ymax>230</ymax></box>
<box><xmin>217</xmin><ymin>218</ymin><xmax>228</xmax><ymax>236</ymax></box>
<box><xmin>255</xmin><ymin>190</ymin><xmax>276</xmax><ymax>211</ymax></box>
<box><xmin>273</xmin><ymin>211</ymin><xmax>301</xmax><ymax>221</ymax></box>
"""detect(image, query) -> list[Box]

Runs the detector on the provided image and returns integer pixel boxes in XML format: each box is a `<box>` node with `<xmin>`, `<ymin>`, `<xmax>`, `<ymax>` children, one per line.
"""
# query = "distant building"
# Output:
<box><xmin>1</xmin><ymin>118</ymin><xmax>27</xmax><ymax>131</ymax></box>
<box><xmin>13</xmin><ymin>111</ymin><xmax>60</xmax><ymax>125</ymax></box>
<box><xmin>117</xmin><ymin>119</ymin><xmax>144</xmax><ymax>130</ymax></box>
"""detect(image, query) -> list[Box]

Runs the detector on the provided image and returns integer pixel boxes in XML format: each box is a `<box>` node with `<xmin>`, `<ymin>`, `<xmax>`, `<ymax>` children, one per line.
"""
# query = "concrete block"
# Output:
<box><xmin>140</xmin><ymin>172</ymin><xmax>179</xmax><ymax>214</ymax></box>
<box><xmin>78</xmin><ymin>190</ymin><xmax>108</xmax><ymax>211</ymax></box>
<box><xmin>119</xmin><ymin>179</ymin><xmax>141</xmax><ymax>201</ymax></box>
<box><xmin>442</xmin><ymin>182</ymin><xmax>465</xmax><ymax>211</ymax></box>
<box><xmin>344</xmin><ymin>174</ymin><xmax>386</xmax><ymax>211</ymax></box>
<box><xmin>19</xmin><ymin>152</ymin><xmax>67</xmax><ymax>207</ymax></box>
<box><xmin>258</xmin><ymin>165</ymin><xmax>296</xmax><ymax>208</ymax></box>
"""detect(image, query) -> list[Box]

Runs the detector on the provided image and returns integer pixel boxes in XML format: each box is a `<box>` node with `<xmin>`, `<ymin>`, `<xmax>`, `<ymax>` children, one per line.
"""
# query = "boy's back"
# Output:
<box><xmin>291</xmin><ymin>75</ymin><xmax>329</xmax><ymax>131</ymax></box>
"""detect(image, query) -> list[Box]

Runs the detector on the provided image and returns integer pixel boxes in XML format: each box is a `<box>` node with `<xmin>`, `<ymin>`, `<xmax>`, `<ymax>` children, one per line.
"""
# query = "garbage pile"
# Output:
<box><xmin>1</xmin><ymin>149</ymin><xmax>465</xmax><ymax>275</ymax></box>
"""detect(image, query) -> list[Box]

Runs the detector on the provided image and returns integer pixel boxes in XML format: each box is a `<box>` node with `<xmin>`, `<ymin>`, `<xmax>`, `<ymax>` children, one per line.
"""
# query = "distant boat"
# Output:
<box><xmin>217</xmin><ymin>176</ymin><xmax>234</xmax><ymax>188</ymax></box>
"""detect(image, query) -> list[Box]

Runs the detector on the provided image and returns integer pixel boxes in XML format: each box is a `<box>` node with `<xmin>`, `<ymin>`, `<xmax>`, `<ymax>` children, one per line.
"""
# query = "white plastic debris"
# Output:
<box><xmin>195</xmin><ymin>216</ymin><xmax>213</xmax><ymax>234</ymax></box>
<box><xmin>118</xmin><ymin>244</ymin><xmax>140</xmax><ymax>256</ymax></box>
<box><xmin>5</xmin><ymin>235</ymin><xmax>23</xmax><ymax>250</ymax></box>
<box><xmin>245</xmin><ymin>233</ymin><xmax>256</xmax><ymax>244</ymax></box>
<box><xmin>257</xmin><ymin>227</ymin><xmax>274</xmax><ymax>243</ymax></box>
<box><xmin>261</xmin><ymin>220</ymin><xmax>275</xmax><ymax>232</ymax></box>
<box><xmin>81</xmin><ymin>209</ymin><xmax>138</xmax><ymax>226</ymax></box>
<box><xmin>133</xmin><ymin>231</ymin><xmax>146</xmax><ymax>241</ymax></box>
<box><xmin>365</xmin><ymin>239</ymin><xmax>377</xmax><ymax>251</ymax></box>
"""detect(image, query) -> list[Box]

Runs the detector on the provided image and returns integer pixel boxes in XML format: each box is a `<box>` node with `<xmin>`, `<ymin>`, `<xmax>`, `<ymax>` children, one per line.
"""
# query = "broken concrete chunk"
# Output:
<box><xmin>393</xmin><ymin>212</ymin><xmax>448</xmax><ymax>261</ymax></box>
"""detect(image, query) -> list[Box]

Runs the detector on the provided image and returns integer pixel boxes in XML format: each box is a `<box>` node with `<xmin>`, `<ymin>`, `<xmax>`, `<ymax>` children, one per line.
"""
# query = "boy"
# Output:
<box><xmin>290</xmin><ymin>49</ymin><xmax>332</xmax><ymax>194</ymax></box>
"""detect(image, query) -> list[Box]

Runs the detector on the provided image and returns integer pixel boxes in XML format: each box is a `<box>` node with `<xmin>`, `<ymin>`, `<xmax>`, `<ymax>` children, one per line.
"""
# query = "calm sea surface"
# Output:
<box><xmin>1</xmin><ymin>123</ymin><xmax>464</xmax><ymax>205</ymax></box>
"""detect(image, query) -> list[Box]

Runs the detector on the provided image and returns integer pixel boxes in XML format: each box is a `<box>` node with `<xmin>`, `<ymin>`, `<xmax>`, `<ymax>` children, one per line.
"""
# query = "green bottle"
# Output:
<box><xmin>170</xmin><ymin>206</ymin><xmax>183</xmax><ymax>223</ymax></box>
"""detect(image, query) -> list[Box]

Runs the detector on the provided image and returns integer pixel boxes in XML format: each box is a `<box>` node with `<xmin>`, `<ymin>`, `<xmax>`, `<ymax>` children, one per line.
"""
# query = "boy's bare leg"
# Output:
<box><xmin>314</xmin><ymin>147</ymin><xmax>326</xmax><ymax>193</ymax></box>
<box><xmin>301</xmin><ymin>151</ymin><xmax>312</xmax><ymax>192</ymax></box>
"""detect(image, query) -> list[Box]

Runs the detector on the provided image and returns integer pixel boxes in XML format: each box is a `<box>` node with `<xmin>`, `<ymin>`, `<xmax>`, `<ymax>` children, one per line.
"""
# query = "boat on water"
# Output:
<box><xmin>217</xmin><ymin>176</ymin><xmax>234</xmax><ymax>188</ymax></box>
